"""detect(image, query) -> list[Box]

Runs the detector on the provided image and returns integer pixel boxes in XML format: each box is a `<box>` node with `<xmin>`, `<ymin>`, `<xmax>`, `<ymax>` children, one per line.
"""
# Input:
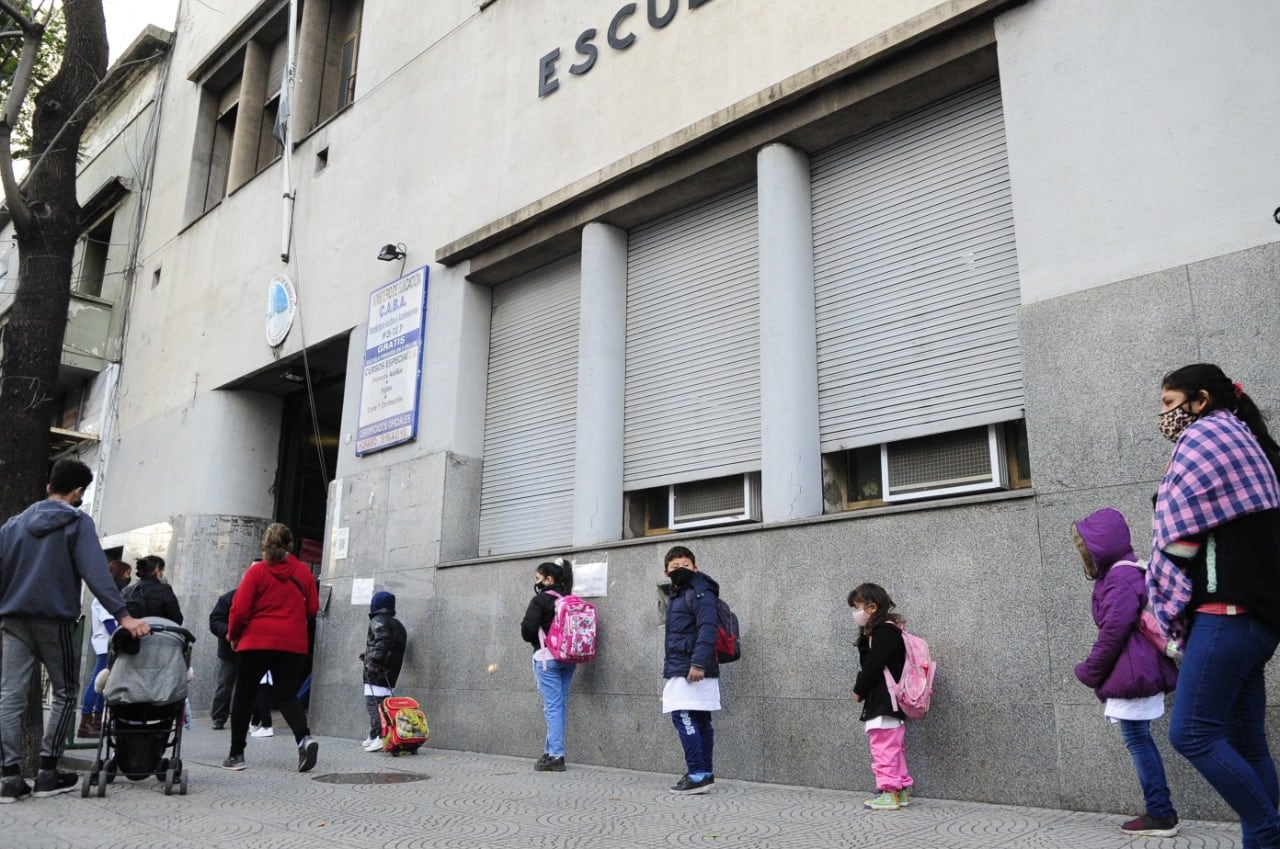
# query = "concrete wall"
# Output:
<box><xmin>996</xmin><ymin>0</ymin><xmax>1280</xmax><ymax>305</ymax></box>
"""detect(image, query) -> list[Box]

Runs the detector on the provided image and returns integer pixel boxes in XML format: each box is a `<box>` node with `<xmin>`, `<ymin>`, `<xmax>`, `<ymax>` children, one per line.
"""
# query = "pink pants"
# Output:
<box><xmin>867</xmin><ymin>725</ymin><xmax>913</xmax><ymax>792</ymax></box>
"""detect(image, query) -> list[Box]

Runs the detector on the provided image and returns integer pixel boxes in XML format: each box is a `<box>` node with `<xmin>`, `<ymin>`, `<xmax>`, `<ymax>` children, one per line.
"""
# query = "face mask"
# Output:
<box><xmin>534</xmin><ymin>581</ymin><xmax>548</xmax><ymax>594</ymax></box>
<box><xmin>668</xmin><ymin>568</ymin><xmax>694</xmax><ymax>589</ymax></box>
<box><xmin>1158</xmin><ymin>404</ymin><xmax>1198</xmax><ymax>442</ymax></box>
<box><xmin>851</xmin><ymin>607</ymin><xmax>871</xmax><ymax>627</ymax></box>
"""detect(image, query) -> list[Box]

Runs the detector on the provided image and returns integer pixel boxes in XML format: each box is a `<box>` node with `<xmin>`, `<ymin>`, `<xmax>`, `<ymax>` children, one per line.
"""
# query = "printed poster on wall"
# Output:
<box><xmin>356</xmin><ymin>266</ymin><xmax>428</xmax><ymax>455</ymax></box>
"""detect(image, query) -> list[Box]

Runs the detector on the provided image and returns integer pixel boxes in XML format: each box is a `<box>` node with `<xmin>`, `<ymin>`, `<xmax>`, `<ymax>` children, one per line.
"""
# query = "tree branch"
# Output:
<box><xmin>0</xmin><ymin>0</ymin><xmax>37</xmax><ymax>34</ymax></box>
<box><xmin>0</xmin><ymin>26</ymin><xmax>39</xmax><ymax>230</ymax></box>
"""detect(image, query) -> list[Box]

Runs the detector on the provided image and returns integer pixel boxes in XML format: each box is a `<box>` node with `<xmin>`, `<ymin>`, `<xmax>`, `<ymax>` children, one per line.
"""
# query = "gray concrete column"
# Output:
<box><xmin>227</xmin><ymin>40</ymin><xmax>268</xmax><ymax>191</ymax></box>
<box><xmin>419</xmin><ymin>260</ymin><xmax>491</xmax><ymax>459</ymax></box>
<box><xmin>293</xmin><ymin>0</ymin><xmax>331</xmax><ymax>134</ymax></box>
<box><xmin>572</xmin><ymin>223</ymin><xmax>627</xmax><ymax>546</ymax></box>
<box><xmin>756</xmin><ymin>143</ymin><xmax>822</xmax><ymax>522</ymax></box>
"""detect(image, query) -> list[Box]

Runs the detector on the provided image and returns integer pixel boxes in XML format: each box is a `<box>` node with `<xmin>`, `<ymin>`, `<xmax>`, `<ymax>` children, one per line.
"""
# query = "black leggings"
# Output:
<box><xmin>230</xmin><ymin>650</ymin><xmax>310</xmax><ymax>756</ymax></box>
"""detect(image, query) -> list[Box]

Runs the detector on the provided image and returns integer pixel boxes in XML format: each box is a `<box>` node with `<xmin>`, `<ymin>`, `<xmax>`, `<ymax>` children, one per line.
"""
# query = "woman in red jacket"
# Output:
<box><xmin>222</xmin><ymin>523</ymin><xmax>320</xmax><ymax>773</ymax></box>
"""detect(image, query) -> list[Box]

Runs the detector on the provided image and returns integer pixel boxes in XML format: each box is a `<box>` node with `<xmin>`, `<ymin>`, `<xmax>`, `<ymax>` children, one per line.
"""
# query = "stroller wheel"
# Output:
<box><xmin>156</xmin><ymin>757</ymin><xmax>170</xmax><ymax>782</ymax></box>
<box><xmin>104</xmin><ymin>757</ymin><xmax>117</xmax><ymax>784</ymax></box>
<box><xmin>163</xmin><ymin>766</ymin><xmax>175</xmax><ymax>796</ymax></box>
<box><xmin>179</xmin><ymin>768</ymin><xmax>188</xmax><ymax>796</ymax></box>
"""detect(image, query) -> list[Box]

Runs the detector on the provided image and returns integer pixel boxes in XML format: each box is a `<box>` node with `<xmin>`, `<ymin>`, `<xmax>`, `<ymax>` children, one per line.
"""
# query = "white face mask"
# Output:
<box><xmin>851</xmin><ymin>607</ymin><xmax>871</xmax><ymax>627</ymax></box>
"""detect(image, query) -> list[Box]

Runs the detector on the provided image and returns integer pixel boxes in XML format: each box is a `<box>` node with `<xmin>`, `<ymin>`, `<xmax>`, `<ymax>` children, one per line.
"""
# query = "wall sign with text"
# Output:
<box><xmin>539</xmin><ymin>0</ymin><xmax>715</xmax><ymax>98</ymax></box>
<box><xmin>356</xmin><ymin>267</ymin><xmax>428</xmax><ymax>455</ymax></box>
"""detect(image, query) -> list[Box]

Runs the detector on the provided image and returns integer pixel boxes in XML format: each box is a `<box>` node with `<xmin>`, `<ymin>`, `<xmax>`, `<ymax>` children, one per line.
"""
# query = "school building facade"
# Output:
<box><xmin>83</xmin><ymin>0</ymin><xmax>1279</xmax><ymax>817</ymax></box>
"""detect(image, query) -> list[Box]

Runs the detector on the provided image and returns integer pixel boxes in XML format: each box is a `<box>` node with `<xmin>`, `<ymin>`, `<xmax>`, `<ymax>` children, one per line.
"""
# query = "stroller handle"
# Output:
<box><xmin>147</xmin><ymin>624</ymin><xmax>197</xmax><ymax>644</ymax></box>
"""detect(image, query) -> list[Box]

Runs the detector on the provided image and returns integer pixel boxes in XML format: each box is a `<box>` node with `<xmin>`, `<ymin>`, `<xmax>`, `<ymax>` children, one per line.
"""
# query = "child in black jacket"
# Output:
<box><xmin>850</xmin><ymin>582</ymin><xmax>912</xmax><ymax>811</ymax></box>
<box><xmin>361</xmin><ymin>591</ymin><xmax>407</xmax><ymax>751</ymax></box>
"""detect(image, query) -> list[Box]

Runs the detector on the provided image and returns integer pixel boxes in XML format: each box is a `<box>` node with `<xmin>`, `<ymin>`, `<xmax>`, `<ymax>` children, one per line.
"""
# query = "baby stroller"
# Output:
<box><xmin>83</xmin><ymin>617</ymin><xmax>196</xmax><ymax>797</ymax></box>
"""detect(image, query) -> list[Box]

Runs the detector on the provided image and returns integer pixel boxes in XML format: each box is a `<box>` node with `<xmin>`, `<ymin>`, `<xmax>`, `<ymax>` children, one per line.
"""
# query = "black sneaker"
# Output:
<box><xmin>33</xmin><ymin>770</ymin><xmax>79</xmax><ymax>797</ymax></box>
<box><xmin>0</xmin><ymin>775</ymin><xmax>31</xmax><ymax>803</ymax></box>
<box><xmin>298</xmin><ymin>736</ymin><xmax>319</xmax><ymax>773</ymax></box>
<box><xmin>221</xmin><ymin>754</ymin><xmax>247</xmax><ymax>771</ymax></box>
<box><xmin>211</xmin><ymin>720</ymin><xmax>226</xmax><ymax>730</ymax></box>
<box><xmin>670</xmin><ymin>774</ymin><xmax>714</xmax><ymax>794</ymax></box>
<box><xmin>1120</xmin><ymin>814</ymin><xmax>1179</xmax><ymax>837</ymax></box>
<box><xmin>534</xmin><ymin>755</ymin><xmax>565</xmax><ymax>772</ymax></box>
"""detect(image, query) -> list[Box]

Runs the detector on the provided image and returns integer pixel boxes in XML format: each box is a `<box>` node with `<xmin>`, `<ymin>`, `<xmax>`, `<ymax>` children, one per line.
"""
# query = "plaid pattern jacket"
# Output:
<box><xmin>1147</xmin><ymin>410</ymin><xmax>1280</xmax><ymax>648</ymax></box>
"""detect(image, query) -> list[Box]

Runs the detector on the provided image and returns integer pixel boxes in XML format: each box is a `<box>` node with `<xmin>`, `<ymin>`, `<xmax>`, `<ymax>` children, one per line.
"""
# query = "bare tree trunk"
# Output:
<box><xmin>0</xmin><ymin>0</ymin><xmax>107</xmax><ymax>776</ymax></box>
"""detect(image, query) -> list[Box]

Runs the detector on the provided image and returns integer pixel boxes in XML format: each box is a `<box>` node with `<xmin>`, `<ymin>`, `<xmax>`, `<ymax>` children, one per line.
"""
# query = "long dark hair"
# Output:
<box><xmin>135</xmin><ymin>555</ymin><xmax>165</xmax><ymax>580</ymax></box>
<box><xmin>536</xmin><ymin>557</ymin><xmax>574</xmax><ymax>594</ymax></box>
<box><xmin>1162</xmin><ymin>363</ymin><xmax>1280</xmax><ymax>477</ymax></box>
<box><xmin>847</xmin><ymin>582</ymin><xmax>903</xmax><ymax>631</ymax></box>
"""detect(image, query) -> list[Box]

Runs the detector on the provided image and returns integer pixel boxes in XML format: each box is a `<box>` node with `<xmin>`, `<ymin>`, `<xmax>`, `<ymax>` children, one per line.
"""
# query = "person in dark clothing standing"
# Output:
<box><xmin>661</xmin><ymin>546</ymin><xmax>722</xmax><ymax>795</ymax></box>
<box><xmin>123</xmin><ymin>556</ymin><xmax>183</xmax><ymax>623</ymax></box>
<box><xmin>849</xmin><ymin>582</ymin><xmax>912</xmax><ymax>811</ymax></box>
<box><xmin>0</xmin><ymin>460</ymin><xmax>150</xmax><ymax>802</ymax></box>
<box><xmin>360</xmin><ymin>591</ymin><xmax>407</xmax><ymax>751</ymax></box>
<box><xmin>208</xmin><ymin>589</ymin><xmax>236</xmax><ymax>730</ymax></box>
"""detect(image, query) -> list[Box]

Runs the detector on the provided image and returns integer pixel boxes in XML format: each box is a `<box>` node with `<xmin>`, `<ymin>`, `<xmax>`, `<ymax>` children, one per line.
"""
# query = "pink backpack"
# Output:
<box><xmin>883</xmin><ymin>624</ymin><xmax>936</xmax><ymax>721</ymax></box>
<box><xmin>542</xmin><ymin>591</ymin><xmax>598</xmax><ymax>663</ymax></box>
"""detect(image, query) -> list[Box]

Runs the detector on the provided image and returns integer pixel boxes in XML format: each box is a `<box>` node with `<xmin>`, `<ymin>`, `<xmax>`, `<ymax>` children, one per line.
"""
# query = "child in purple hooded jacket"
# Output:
<box><xmin>1073</xmin><ymin>508</ymin><xmax>1180</xmax><ymax>838</ymax></box>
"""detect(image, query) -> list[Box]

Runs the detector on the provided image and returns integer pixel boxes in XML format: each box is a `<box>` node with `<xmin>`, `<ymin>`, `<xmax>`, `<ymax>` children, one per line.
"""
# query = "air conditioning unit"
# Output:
<box><xmin>669</xmin><ymin>474</ymin><xmax>762</xmax><ymax>531</ymax></box>
<box><xmin>881</xmin><ymin>424</ymin><xmax>1009</xmax><ymax>503</ymax></box>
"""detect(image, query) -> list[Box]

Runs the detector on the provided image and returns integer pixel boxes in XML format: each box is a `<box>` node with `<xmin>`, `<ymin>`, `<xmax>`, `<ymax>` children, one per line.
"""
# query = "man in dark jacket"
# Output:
<box><xmin>208</xmin><ymin>589</ymin><xmax>237</xmax><ymax>730</ymax></box>
<box><xmin>661</xmin><ymin>546</ymin><xmax>722</xmax><ymax>795</ymax></box>
<box><xmin>361</xmin><ymin>591</ymin><xmax>407</xmax><ymax>751</ymax></box>
<box><xmin>0</xmin><ymin>460</ymin><xmax>150</xmax><ymax>802</ymax></box>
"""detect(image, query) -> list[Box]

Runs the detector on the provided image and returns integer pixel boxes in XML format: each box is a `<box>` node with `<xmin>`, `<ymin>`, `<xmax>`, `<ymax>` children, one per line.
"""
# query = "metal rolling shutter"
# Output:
<box><xmin>812</xmin><ymin>80</ymin><xmax>1024</xmax><ymax>452</ymax></box>
<box><xmin>478</xmin><ymin>255</ymin><xmax>580</xmax><ymax>556</ymax></box>
<box><xmin>624</xmin><ymin>183</ymin><xmax>760</xmax><ymax>491</ymax></box>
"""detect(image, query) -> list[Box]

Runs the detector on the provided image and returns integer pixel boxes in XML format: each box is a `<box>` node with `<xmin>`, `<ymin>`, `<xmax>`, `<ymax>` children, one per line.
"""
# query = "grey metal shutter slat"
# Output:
<box><xmin>478</xmin><ymin>255</ymin><xmax>580</xmax><ymax>556</ymax></box>
<box><xmin>624</xmin><ymin>184</ymin><xmax>760</xmax><ymax>491</ymax></box>
<box><xmin>813</xmin><ymin>81</ymin><xmax>1025</xmax><ymax>452</ymax></box>
<box><xmin>266</xmin><ymin>38</ymin><xmax>288</xmax><ymax>98</ymax></box>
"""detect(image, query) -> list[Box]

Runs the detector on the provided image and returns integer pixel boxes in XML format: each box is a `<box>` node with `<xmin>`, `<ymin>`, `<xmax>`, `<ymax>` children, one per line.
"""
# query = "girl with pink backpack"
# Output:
<box><xmin>519</xmin><ymin>558</ymin><xmax>578</xmax><ymax>773</ymax></box>
<box><xmin>849</xmin><ymin>583</ymin><xmax>914</xmax><ymax>811</ymax></box>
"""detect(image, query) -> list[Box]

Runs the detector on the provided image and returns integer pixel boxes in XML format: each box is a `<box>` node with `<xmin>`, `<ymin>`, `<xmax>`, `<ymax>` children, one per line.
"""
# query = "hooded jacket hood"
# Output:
<box><xmin>23</xmin><ymin>500</ymin><xmax>82</xmax><ymax>537</ymax></box>
<box><xmin>1074</xmin><ymin>508</ymin><xmax>1137</xmax><ymax>577</ymax></box>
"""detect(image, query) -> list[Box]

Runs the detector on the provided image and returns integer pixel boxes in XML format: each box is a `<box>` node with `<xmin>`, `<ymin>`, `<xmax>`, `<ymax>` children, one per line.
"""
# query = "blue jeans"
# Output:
<box><xmin>671</xmin><ymin>710</ymin><xmax>714</xmax><ymax>777</ymax></box>
<box><xmin>1170</xmin><ymin>613</ymin><xmax>1280</xmax><ymax>849</ymax></box>
<box><xmin>81</xmin><ymin>652</ymin><xmax>108</xmax><ymax>716</ymax></box>
<box><xmin>1119</xmin><ymin>719</ymin><xmax>1175</xmax><ymax>819</ymax></box>
<box><xmin>533</xmin><ymin>657</ymin><xmax>575</xmax><ymax>758</ymax></box>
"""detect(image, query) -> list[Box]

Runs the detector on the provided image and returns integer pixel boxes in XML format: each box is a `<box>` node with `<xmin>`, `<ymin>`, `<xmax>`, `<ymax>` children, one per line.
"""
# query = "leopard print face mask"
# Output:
<box><xmin>1157</xmin><ymin>404</ymin><xmax>1198</xmax><ymax>443</ymax></box>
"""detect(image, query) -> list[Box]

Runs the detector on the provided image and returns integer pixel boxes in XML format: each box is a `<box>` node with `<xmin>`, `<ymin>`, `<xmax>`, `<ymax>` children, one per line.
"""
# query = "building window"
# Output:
<box><xmin>825</xmin><ymin>420</ymin><xmax>1031</xmax><ymax>512</ymax></box>
<box><xmin>76</xmin><ymin>213</ymin><xmax>115</xmax><ymax>298</ymax></box>
<box><xmin>256</xmin><ymin>36</ymin><xmax>288</xmax><ymax>171</ymax></box>
<box><xmin>200</xmin><ymin>83</ymin><xmax>238</xmax><ymax>215</ymax></box>
<box><xmin>319</xmin><ymin>0</ymin><xmax>363</xmax><ymax>121</ymax></box>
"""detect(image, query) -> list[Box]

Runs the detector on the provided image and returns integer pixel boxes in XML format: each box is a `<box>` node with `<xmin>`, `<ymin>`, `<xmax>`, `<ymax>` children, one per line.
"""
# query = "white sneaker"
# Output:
<box><xmin>364</xmin><ymin>738</ymin><xmax>384</xmax><ymax>752</ymax></box>
<box><xmin>250</xmin><ymin>726</ymin><xmax>274</xmax><ymax>738</ymax></box>
<box><xmin>360</xmin><ymin>737</ymin><xmax>377</xmax><ymax>749</ymax></box>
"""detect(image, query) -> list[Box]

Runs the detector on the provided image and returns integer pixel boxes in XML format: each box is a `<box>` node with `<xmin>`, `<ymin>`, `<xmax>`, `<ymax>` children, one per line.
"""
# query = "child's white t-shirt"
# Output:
<box><xmin>864</xmin><ymin>715</ymin><xmax>903</xmax><ymax>732</ymax></box>
<box><xmin>1104</xmin><ymin>694</ymin><xmax>1165</xmax><ymax>722</ymax></box>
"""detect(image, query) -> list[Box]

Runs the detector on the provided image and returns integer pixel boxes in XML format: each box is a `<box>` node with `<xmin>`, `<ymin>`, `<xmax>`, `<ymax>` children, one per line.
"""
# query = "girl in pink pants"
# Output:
<box><xmin>849</xmin><ymin>583</ymin><xmax>913</xmax><ymax>810</ymax></box>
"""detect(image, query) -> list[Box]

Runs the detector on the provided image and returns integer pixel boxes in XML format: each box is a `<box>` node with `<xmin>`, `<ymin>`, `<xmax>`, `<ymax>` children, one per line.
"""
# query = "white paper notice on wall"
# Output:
<box><xmin>573</xmin><ymin>561</ymin><xmax>607</xmax><ymax>598</ymax></box>
<box><xmin>351</xmin><ymin>577</ymin><xmax>374</xmax><ymax>606</ymax></box>
<box><xmin>333</xmin><ymin>527</ymin><xmax>349</xmax><ymax>560</ymax></box>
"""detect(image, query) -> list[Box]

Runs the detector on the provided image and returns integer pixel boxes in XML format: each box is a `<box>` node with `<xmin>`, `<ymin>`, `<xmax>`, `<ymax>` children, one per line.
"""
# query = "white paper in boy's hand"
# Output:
<box><xmin>351</xmin><ymin>578</ymin><xmax>374</xmax><ymax>605</ymax></box>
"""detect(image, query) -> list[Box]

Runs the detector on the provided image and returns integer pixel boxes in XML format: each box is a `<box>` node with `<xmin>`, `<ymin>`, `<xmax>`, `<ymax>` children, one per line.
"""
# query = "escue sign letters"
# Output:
<box><xmin>539</xmin><ymin>0</ymin><xmax>715</xmax><ymax>98</ymax></box>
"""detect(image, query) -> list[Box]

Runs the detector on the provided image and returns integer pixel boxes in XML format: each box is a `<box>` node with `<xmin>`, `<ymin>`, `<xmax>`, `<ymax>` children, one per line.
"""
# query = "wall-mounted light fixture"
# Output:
<box><xmin>377</xmin><ymin>243</ymin><xmax>407</xmax><ymax>262</ymax></box>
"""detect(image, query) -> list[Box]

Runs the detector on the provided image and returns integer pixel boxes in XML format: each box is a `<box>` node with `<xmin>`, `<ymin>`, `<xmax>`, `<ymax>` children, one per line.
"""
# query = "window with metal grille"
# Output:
<box><xmin>885</xmin><ymin>426</ymin><xmax>994</xmax><ymax>494</ymax></box>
